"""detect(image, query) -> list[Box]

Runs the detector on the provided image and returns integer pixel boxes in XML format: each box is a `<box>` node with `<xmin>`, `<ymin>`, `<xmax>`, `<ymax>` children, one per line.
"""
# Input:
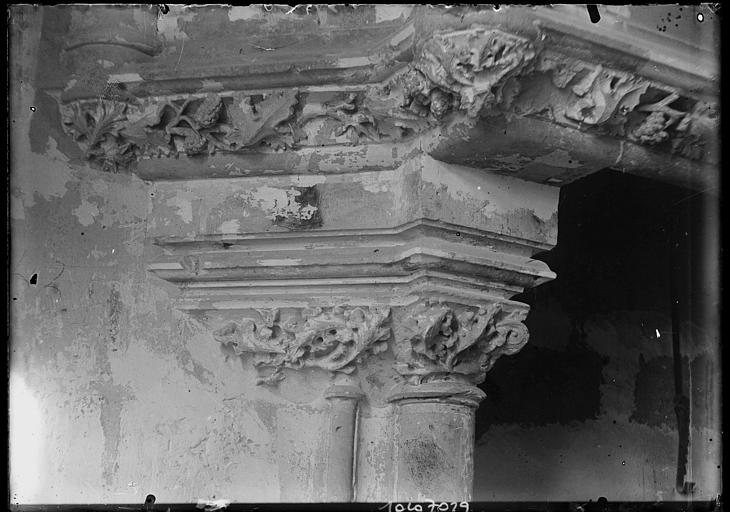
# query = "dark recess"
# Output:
<box><xmin>475</xmin><ymin>169</ymin><xmax>716</xmax><ymax>436</ymax></box>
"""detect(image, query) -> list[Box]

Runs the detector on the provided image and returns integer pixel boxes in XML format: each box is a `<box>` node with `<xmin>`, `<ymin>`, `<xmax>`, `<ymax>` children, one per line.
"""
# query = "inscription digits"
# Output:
<box><xmin>379</xmin><ymin>502</ymin><xmax>469</xmax><ymax>512</ymax></box>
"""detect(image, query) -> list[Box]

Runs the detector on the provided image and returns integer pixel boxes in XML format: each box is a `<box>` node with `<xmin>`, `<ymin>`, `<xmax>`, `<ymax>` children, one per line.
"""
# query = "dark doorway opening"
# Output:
<box><xmin>473</xmin><ymin>169</ymin><xmax>720</xmax><ymax>501</ymax></box>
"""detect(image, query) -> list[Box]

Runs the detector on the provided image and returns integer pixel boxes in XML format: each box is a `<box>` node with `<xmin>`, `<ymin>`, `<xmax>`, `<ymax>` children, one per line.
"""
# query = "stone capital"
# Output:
<box><xmin>392</xmin><ymin>300</ymin><xmax>529</xmax><ymax>389</ymax></box>
<box><xmin>212</xmin><ymin>306</ymin><xmax>391</xmax><ymax>385</ymax></box>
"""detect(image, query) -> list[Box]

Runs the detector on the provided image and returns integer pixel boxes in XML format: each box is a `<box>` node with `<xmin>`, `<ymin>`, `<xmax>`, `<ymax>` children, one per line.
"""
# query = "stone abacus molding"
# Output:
<box><xmin>58</xmin><ymin>26</ymin><xmax>717</xmax><ymax>173</ymax></box>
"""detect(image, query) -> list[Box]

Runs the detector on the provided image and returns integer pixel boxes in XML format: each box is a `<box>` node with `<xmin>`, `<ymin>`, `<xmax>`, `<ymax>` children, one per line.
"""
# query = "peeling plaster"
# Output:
<box><xmin>73</xmin><ymin>199</ymin><xmax>100</xmax><ymax>226</ymax></box>
<box><xmin>14</xmin><ymin>136</ymin><xmax>75</xmax><ymax>210</ymax></box>
<box><xmin>253</xmin><ymin>186</ymin><xmax>318</xmax><ymax>223</ymax></box>
<box><xmin>165</xmin><ymin>193</ymin><xmax>194</xmax><ymax>224</ymax></box>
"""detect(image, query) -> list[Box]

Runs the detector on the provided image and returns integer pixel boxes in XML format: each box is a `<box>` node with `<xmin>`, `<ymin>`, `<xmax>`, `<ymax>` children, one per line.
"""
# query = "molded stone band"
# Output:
<box><xmin>387</xmin><ymin>381</ymin><xmax>487</xmax><ymax>408</ymax></box>
<box><xmin>325</xmin><ymin>385</ymin><xmax>366</xmax><ymax>401</ymax></box>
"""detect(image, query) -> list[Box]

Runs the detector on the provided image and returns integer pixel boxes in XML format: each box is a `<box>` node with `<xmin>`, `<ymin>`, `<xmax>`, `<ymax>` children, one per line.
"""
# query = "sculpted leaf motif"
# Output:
<box><xmin>227</xmin><ymin>90</ymin><xmax>298</xmax><ymax>148</ymax></box>
<box><xmin>119</xmin><ymin>103</ymin><xmax>170</xmax><ymax>154</ymax></box>
<box><xmin>212</xmin><ymin>315</ymin><xmax>289</xmax><ymax>356</ymax></box>
<box><xmin>416</xmin><ymin>28</ymin><xmax>537</xmax><ymax>117</ymax></box>
<box><xmin>395</xmin><ymin>301</ymin><xmax>529</xmax><ymax>384</ymax></box>
<box><xmin>564</xmin><ymin>67</ymin><xmax>649</xmax><ymax>126</ymax></box>
<box><xmin>62</xmin><ymin>101</ymin><xmax>127</xmax><ymax>149</ymax></box>
<box><xmin>61</xmin><ymin>100</ymin><xmax>137</xmax><ymax>172</ymax></box>
<box><xmin>213</xmin><ymin>306</ymin><xmax>391</xmax><ymax>385</ymax></box>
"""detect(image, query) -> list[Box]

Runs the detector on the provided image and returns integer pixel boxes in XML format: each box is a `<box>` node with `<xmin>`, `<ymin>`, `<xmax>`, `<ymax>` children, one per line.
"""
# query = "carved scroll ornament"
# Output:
<box><xmin>213</xmin><ymin>306</ymin><xmax>391</xmax><ymax>385</ymax></box>
<box><xmin>394</xmin><ymin>301</ymin><xmax>529</xmax><ymax>385</ymax></box>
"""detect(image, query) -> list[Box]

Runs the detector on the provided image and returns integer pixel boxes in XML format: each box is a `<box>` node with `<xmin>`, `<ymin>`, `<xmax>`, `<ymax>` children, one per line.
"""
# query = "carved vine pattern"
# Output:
<box><xmin>59</xmin><ymin>27</ymin><xmax>716</xmax><ymax>171</ymax></box>
<box><xmin>394</xmin><ymin>301</ymin><xmax>530</xmax><ymax>385</ymax></box>
<box><xmin>212</xmin><ymin>306</ymin><xmax>391</xmax><ymax>385</ymax></box>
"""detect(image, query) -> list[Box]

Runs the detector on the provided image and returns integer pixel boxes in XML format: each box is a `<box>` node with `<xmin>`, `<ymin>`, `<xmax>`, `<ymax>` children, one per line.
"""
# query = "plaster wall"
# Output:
<box><xmin>10</xmin><ymin>8</ymin><xmax>330</xmax><ymax>504</ymax></box>
<box><xmin>9</xmin><ymin>76</ymin><xmax>338</xmax><ymax>504</ymax></box>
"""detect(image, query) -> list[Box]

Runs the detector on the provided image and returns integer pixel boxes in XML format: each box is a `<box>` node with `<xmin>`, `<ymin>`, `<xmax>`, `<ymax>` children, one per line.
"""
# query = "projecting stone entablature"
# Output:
<box><xmin>44</xmin><ymin>5</ymin><xmax>718</xmax><ymax>191</ymax></box>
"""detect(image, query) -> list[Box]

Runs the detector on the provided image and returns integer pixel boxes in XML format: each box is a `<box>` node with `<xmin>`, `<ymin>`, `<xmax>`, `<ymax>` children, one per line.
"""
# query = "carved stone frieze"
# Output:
<box><xmin>59</xmin><ymin>89</ymin><xmax>427</xmax><ymax>171</ymax></box>
<box><xmin>524</xmin><ymin>51</ymin><xmax>718</xmax><ymax>161</ymax></box>
<box><xmin>56</xmin><ymin>27</ymin><xmax>539</xmax><ymax>172</ymax></box>
<box><xmin>58</xmin><ymin>26</ymin><xmax>717</xmax><ymax>172</ymax></box>
<box><xmin>212</xmin><ymin>306</ymin><xmax>391</xmax><ymax>385</ymax></box>
<box><xmin>60</xmin><ymin>91</ymin><xmax>302</xmax><ymax>171</ymax></box>
<box><xmin>536</xmin><ymin>55</ymin><xmax>649</xmax><ymax>128</ymax></box>
<box><xmin>393</xmin><ymin>300</ymin><xmax>529</xmax><ymax>386</ymax></box>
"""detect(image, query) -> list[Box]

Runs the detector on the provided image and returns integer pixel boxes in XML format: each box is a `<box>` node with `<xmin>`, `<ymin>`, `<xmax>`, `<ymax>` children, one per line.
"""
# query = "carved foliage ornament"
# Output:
<box><xmin>415</xmin><ymin>27</ymin><xmax>537</xmax><ymax>117</ymax></box>
<box><xmin>59</xmin><ymin>27</ymin><xmax>716</xmax><ymax>170</ymax></box>
<box><xmin>58</xmin><ymin>28</ymin><xmax>539</xmax><ymax>172</ymax></box>
<box><xmin>60</xmin><ymin>89</ymin><xmax>436</xmax><ymax>172</ymax></box>
<box><xmin>213</xmin><ymin>306</ymin><xmax>391</xmax><ymax>385</ymax></box>
<box><xmin>530</xmin><ymin>52</ymin><xmax>718</xmax><ymax>161</ymax></box>
<box><xmin>61</xmin><ymin>100</ymin><xmax>142</xmax><ymax>173</ymax></box>
<box><xmin>60</xmin><ymin>91</ymin><xmax>299</xmax><ymax>171</ymax></box>
<box><xmin>394</xmin><ymin>301</ymin><xmax>529</xmax><ymax>385</ymax></box>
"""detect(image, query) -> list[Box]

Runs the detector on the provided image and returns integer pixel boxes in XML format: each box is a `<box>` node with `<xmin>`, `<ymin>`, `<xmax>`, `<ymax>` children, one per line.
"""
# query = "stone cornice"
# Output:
<box><xmin>148</xmin><ymin>219</ymin><xmax>556</xmax><ymax>310</ymax></box>
<box><xmin>55</xmin><ymin>23</ymin><xmax>717</xmax><ymax>188</ymax></box>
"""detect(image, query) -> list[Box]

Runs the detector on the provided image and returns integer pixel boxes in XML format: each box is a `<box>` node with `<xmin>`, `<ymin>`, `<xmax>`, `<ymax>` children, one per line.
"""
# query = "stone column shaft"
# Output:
<box><xmin>389</xmin><ymin>382</ymin><xmax>484</xmax><ymax>501</ymax></box>
<box><xmin>324</xmin><ymin>385</ymin><xmax>364</xmax><ymax>502</ymax></box>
